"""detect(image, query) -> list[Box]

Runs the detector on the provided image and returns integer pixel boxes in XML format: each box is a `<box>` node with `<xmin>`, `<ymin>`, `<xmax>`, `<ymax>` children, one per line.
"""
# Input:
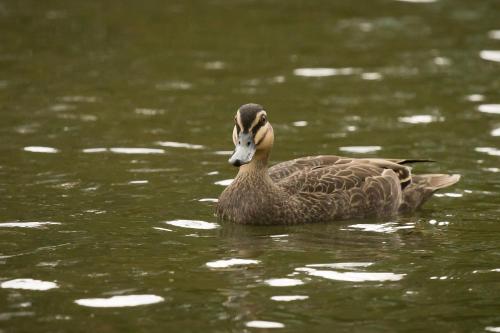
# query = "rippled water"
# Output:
<box><xmin>1</xmin><ymin>0</ymin><xmax>500</xmax><ymax>332</ymax></box>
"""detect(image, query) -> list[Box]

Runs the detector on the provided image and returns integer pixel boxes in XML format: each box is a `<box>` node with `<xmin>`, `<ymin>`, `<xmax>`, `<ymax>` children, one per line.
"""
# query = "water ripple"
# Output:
<box><xmin>306</xmin><ymin>262</ymin><xmax>373</xmax><ymax>270</ymax></box>
<box><xmin>270</xmin><ymin>295</ymin><xmax>308</xmax><ymax>302</ymax></box>
<box><xmin>473</xmin><ymin>268</ymin><xmax>500</xmax><ymax>274</ymax></box>
<box><xmin>345</xmin><ymin>222</ymin><xmax>414</xmax><ymax>233</ymax></box>
<box><xmin>296</xmin><ymin>267</ymin><xmax>405</xmax><ymax>282</ymax></box>
<box><xmin>165</xmin><ymin>220</ymin><xmax>219</xmax><ymax>230</ymax></box>
<box><xmin>294</xmin><ymin>67</ymin><xmax>360</xmax><ymax>77</ymax></box>
<box><xmin>466</xmin><ymin>94</ymin><xmax>485</xmax><ymax>102</ymax></box>
<box><xmin>49</xmin><ymin>104</ymin><xmax>76</xmax><ymax>112</ymax></box>
<box><xmin>156</xmin><ymin>141</ymin><xmax>204</xmax><ymax>149</ymax></box>
<box><xmin>135</xmin><ymin>108</ymin><xmax>165</xmax><ymax>116</ymax></box>
<box><xmin>475</xmin><ymin>147</ymin><xmax>500</xmax><ymax>156</ymax></box>
<box><xmin>434</xmin><ymin>192</ymin><xmax>462</xmax><ymax>198</ymax></box>
<box><xmin>489</xmin><ymin>30</ymin><xmax>500</xmax><ymax>40</ymax></box>
<box><xmin>292</xmin><ymin>121</ymin><xmax>308</xmax><ymax>127</ymax></box>
<box><xmin>264</xmin><ymin>278</ymin><xmax>304</xmax><ymax>287</ymax></box>
<box><xmin>198</xmin><ymin>198</ymin><xmax>218</xmax><ymax>203</ymax></box>
<box><xmin>215</xmin><ymin>179</ymin><xmax>234</xmax><ymax>186</ymax></box>
<box><xmin>206</xmin><ymin>258</ymin><xmax>260</xmax><ymax>268</ymax></box>
<box><xmin>0</xmin><ymin>221</ymin><xmax>61</xmax><ymax>228</ymax></box>
<box><xmin>75</xmin><ymin>295</ymin><xmax>164</xmax><ymax>308</ymax></box>
<box><xmin>155</xmin><ymin>80</ymin><xmax>192</xmax><ymax>90</ymax></box>
<box><xmin>478</xmin><ymin>104</ymin><xmax>500</xmax><ymax>114</ymax></box>
<box><xmin>395</xmin><ymin>0</ymin><xmax>437</xmax><ymax>2</ymax></box>
<box><xmin>429</xmin><ymin>219</ymin><xmax>449</xmax><ymax>226</ymax></box>
<box><xmin>59</xmin><ymin>96</ymin><xmax>97</xmax><ymax>103</ymax></box>
<box><xmin>82</xmin><ymin>148</ymin><xmax>165</xmax><ymax>154</ymax></box>
<box><xmin>153</xmin><ymin>227</ymin><xmax>173</xmax><ymax>232</ymax></box>
<box><xmin>82</xmin><ymin>148</ymin><xmax>107</xmax><ymax>153</ymax></box>
<box><xmin>109</xmin><ymin>148</ymin><xmax>165</xmax><ymax>154</ymax></box>
<box><xmin>398</xmin><ymin>115</ymin><xmax>443</xmax><ymax>124</ymax></box>
<box><xmin>246</xmin><ymin>321</ymin><xmax>285</xmax><ymax>329</ymax></box>
<box><xmin>361</xmin><ymin>72</ymin><xmax>383</xmax><ymax>80</ymax></box>
<box><xmin>1</xmin><ymin>279</ymin><xmax>58</xmax><ymax>290</ymax></box>
<box><xmin>23</xmin><ymin>146</ymin><xmax>59</xmax><ymax>153</ymax></box>
<box><xmin>339</xmin><ymin>146</ymin><xmax>381</xmax><ymax>154</ymax></box>
<box><xmin>128</xmin><ymin>180</ymin><xmax>148</xmax><ymax>184</ymax></box>
<box><xmin>214</xmin><ymin>150</ymin><xmax>233</xmax><ymax>156</ymax></box>
<box><xmin>204</xmin><ymin>61</ymin><xmax>226</xmax><ymax>70</ymax></box>
<box><xmin>480</xmin><ymin>50</ymin><xmax>500</xmax><ymax>62</ymax></box>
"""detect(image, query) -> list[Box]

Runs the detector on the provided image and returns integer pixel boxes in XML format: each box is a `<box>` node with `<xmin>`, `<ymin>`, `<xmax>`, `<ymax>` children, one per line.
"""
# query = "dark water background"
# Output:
<box><xmin>1</xmin><ymin>0</ymin><xmax>500</xmax><ymax>332</ymax></box>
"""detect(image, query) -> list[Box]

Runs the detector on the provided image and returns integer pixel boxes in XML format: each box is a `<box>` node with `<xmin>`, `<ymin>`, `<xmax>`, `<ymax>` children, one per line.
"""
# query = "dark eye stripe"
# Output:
<box><xmin>251</xmin><ymin>122</ymin><xmax>263</xmax><ymax>136</ymax></box>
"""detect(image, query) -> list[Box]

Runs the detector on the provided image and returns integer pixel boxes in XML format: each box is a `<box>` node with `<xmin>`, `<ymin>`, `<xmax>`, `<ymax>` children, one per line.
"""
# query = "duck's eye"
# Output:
<box><xmin>260</xmin><ymin>115</ymin><xmax>267</xmax><ymax>125</ymax></box>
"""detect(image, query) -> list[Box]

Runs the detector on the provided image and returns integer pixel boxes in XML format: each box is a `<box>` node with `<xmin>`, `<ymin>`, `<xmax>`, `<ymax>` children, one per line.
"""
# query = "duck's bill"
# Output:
<box><xmin>228</xmin><ymin>132</ymin><xmax>256</xmax><ymax>167</ymax></box>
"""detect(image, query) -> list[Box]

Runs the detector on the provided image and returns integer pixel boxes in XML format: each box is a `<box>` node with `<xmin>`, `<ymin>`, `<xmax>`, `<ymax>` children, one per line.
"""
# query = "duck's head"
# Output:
<box><xmin>229</xmin><ymin>103</ymin><xmax>274</xmax><ymax>167</ymax></box>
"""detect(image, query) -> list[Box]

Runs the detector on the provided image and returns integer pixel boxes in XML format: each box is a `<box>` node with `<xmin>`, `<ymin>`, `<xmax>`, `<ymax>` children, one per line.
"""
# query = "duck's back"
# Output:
<box><xmin>268</xmin><ymin>155</ymin><xmax>459</xmax><ymax>220</ymax></box>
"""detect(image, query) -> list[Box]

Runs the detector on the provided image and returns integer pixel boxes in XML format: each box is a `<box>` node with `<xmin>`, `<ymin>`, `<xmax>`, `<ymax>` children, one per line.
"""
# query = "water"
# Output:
<box><xmin>1</xmin><ymin>0</ymin><xmax>500</xmax><ymax>331</ymax></box>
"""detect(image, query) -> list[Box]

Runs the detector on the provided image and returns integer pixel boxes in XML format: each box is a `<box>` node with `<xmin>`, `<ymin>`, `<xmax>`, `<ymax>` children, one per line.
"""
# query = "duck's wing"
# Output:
<box><xmin>272</xmin><ymin>158</ymin><xmax>410</xmax><ymax>218</ymax></box>
<box><xmin>269</xmin><ymin>155</ymin><xmax>350</xmax><ymax>181</ymax></box>
<box><xmin>273</xmin><ymin>158</ymin><xmax>412</xmax><ymax>194</ymax></box>
<box><xmin>269</xmin><ymin>155</ymin><xmax>414</xmax><ymax>188</ymax></box>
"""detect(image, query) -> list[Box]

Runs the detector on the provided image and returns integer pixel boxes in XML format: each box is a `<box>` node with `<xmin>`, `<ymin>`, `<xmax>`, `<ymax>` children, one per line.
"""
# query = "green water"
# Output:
<box><xmin>1</xmin><ymin>0</ymin><xmax>500</xmax><ymax>332</ymax></box>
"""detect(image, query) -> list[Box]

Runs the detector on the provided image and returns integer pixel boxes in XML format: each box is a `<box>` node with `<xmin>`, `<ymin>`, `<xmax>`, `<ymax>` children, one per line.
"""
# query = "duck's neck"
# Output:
<box><xmin>235</xmin><ymin>151</ymin><xmax>270</xmax><ymax>181</ymax></box>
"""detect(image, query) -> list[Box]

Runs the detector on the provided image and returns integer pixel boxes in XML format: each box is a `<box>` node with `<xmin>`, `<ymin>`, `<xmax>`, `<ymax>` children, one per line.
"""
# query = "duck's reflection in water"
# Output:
<box><xmin>210</xmin><ymin>216</ymin><xmax>443</xmax><ymax>324</ymax></box>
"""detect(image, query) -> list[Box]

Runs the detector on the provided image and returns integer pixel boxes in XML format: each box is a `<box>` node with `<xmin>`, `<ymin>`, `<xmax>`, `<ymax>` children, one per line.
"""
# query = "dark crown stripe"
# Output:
<box><xmin>238</xmin><ymin>103</ymin><xmax>263</xmax><ymax>132</ymax></box>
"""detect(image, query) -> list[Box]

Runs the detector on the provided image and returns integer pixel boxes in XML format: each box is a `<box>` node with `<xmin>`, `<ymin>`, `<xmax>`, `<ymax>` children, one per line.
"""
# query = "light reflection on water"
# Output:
<box><xmin>479</xmin><ymin>50</ymin><xmax>500</xmax><ymax>62</ymax></box>
<box><xmin>264</xmin><ymin>278</ymin><xmax>305</xmax><ymax>287</ymax></box>
<box><xmin>1</xmin><ymin>279</ymin><xmax>59</xmax><ymax>291</ymax></box>
<box><xmin>296</xmin><ymin>267</ymin><xmax>405</xmax><ymax>282</ymax></box>
<box><xmin>478</xmin><ymin>104</ymin><xmax>500</xmax><ymax>114</ymax></box>
<box><xmin>339</xmin><ymin>146</ymin><xmax>382</xmax><ymax>153</ymax></box>
<box><xmin>206</xmin><ymin>258</ymin><xmax>260</xmax><ymax>268</ymax></box>
<box><xmin>398</xmin><ymin>114</ymin><xmax>443</xmax><ymax>124</ymax></box>
<box><xmin>74</xmin><ymin>295</ymin><xmax>164</xmax><ymax>308</ymax></box>
<box><xmin>475</xmin><ymin>147</ymin><xmax>500</xmax><ymax>156</ymax></box>
<box><xmin>345</xmin><ymin>222</ymin><xmax>415</xmax><ymax>233</ymax></box>
<box><xmin>165</xmin><ymin>220</ymin><xmax>219</xmax><ymax>230</ymax></box>
<box><xmin>23</xmin><ymin>146</ymin><xmax>59</xmax><ymax>153</ymax></box>
<box><xmin>489</xmin><ymin>30</ymin><xmax>500</xmax><ymax>40</ymax></box>
<box><xmin>270</xmin><ymin>295</ymin><xmax>308</xmax><ymax>302</ymax></box>
<box><xmin>0</xmin><ymin>221</ymin><xmax>61</xmax><ymax>228</ymax></box>
<box><xmin>156</xmin><ymin>141</ymin><xmax>204</xmax><ymax>149</ymax></box>
<box><xmin>214</xmin><ymin>179</ymin><xmax>234</xmax><ymax>186</ymax></box>
<box><xmin>395</xmin><ymin>0</ymin><xmax>437</xmax><ymax>3</ymax></box>
<box><xmin>246</xmin><ymin>320</ymin><xmax>285</xmax><ymax>329</ymax></box>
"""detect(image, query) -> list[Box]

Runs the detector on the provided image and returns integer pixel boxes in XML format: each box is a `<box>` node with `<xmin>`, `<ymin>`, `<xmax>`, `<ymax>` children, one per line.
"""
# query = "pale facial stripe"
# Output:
<box><xmin>254</xmin><ymin>126</ymin><xmax>269</xmax><ymax>146</ymax></box>
<box><xmin>235</xmin><ymin>111</ymin><xmax>243</xmax><ymax>133</ymax></box>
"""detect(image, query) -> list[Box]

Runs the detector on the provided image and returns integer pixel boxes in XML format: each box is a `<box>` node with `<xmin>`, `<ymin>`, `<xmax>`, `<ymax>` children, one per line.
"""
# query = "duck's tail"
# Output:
<box><xmin>399</xmin><ymin>173</ymin><xmax>461</xmax><ymax>214</ymax></box>
<box><xmin>422</xmin><ymin>173</ymin><xmax>461</xmax><ymax>190</ymax></box>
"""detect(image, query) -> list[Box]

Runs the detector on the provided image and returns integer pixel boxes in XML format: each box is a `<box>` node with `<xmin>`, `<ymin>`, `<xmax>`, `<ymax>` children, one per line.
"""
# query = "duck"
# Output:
<box><xmin>216</xmin><ymin>103</ymin><xmax>460</xmax><ymax>225</ymax></box>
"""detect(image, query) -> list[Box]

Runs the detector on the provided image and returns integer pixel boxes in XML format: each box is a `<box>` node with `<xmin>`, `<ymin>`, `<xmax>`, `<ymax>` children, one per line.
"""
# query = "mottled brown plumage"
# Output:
<box><xmin>216</xmin><ymin>104</ymin><xmax>460</xmax><ymax>225</ymax></box>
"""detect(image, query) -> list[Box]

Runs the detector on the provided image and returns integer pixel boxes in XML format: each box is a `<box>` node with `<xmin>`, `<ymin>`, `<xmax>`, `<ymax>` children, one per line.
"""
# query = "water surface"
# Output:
<box><xmin>1</xmin><ymin>0</ymin><xmax>500</xmax><ymax>332</ymax></box>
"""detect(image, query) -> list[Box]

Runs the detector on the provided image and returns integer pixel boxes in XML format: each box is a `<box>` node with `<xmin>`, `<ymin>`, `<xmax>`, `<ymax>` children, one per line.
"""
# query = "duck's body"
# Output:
<box><xmin>216</xmin><ymin>104</ymin><xmax>460</xmax><ymax>225</ymax></box>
